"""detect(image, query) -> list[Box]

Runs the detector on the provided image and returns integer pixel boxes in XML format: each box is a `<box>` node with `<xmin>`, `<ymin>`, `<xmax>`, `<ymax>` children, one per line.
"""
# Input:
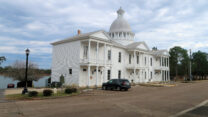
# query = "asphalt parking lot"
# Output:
<box><xmin>1</xmin><ymin>81</ymin><xmax>208</xmax><ymax>117</ymax></box>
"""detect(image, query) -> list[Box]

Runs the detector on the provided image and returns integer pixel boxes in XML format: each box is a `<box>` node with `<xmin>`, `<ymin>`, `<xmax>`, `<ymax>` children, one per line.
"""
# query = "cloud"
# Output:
<box><xmin>0</xmin><ymin>0</ymin><xmax>208</xmax><ymax>68</ymax></box>
<box><xmin>0</xmin><ymin>36</ymin><xmax>53</xmax><ymax>54</ymax></box>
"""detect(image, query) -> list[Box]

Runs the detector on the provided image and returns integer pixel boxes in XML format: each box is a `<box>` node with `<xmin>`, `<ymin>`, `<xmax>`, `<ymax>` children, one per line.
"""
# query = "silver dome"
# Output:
<box><xmin>109</xmin><ymin>8</ymin><xmax>132</xmax><ymax>33</ymax></box>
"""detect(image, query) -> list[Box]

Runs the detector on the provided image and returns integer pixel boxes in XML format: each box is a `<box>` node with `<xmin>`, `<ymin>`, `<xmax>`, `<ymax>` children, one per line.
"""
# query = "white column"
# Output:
<box><xmin>168</xmin><ymin>70</ymin><xmax>170</xmax><ymax>81</ymax></box>
<box><xmin>168</xmin><ymin>58</ymin><xmax>169</xmax><ymax>67</ymax></box>
<box><xmin>88</xmin><ymin>65</ymin><xmax>91</xmax><ymax>87</ymax></box>
<box><xmin>96</xmin><ymin>66</ymin><xmax>98</xmax><ymax>87</ymax></box>
<box><xmin>96</xmin><ymin>42</ymin><xmax>99</xmax><ymax>87</ymax></box>
<box><xmin>110</xmin><ymin>46</ymin><xmax>112</xmax><ymax>80</ymax></box>
<box><xmin>134</xmin><ymin>51</ymin><xmax>136</xmax><ymax>82</ymax></box>
<box><xmin>88</xmin><ymin>40</ymin><xmax>91</xmax><ymax>63</ymax></box>
<box><xmin>160</xmin><ymin>57</ymin><xmax>161</xmax><ymax>67</ymax></box>
<box><xmin>104</xmin><ymin>43</ymin><xmax>106</xmax><ymax>82</ymax></box>
<box><xmin>96</xmin><ymin>42</ymin><xmax>99</xmax><ymax>64</ymax></box>
<box><xmin>142</xmin><ymin>53</ymin><xmax>143</xmax><ymax>67</ymax></box>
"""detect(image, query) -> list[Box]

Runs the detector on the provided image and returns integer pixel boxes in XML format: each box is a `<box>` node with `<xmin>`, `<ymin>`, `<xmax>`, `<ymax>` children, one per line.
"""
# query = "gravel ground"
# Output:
<box><xmin>0</xmin><ymin>80</ymin><xmax>208</xmax><ymax>117</ymax></box>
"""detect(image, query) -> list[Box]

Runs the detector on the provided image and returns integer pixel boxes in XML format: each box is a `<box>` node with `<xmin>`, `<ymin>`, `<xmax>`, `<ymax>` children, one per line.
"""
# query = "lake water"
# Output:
<box><xmin>0</xmin><ymin>75</ymin><xmax>50</xmax><ymax>89</ymax></box>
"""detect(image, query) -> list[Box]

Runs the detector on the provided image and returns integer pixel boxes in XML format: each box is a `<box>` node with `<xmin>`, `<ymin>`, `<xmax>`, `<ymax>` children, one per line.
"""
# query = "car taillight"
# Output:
<box><xmin>122</xmin><ymin>82</ymin><xmax>126</xmax><ymax>85</ymax></box>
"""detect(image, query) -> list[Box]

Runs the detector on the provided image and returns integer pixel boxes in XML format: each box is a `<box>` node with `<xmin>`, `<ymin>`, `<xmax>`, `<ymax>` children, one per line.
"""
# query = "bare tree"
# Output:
<box><xmin>9</xmin><ymin>60</ymin><xmax>42</xmax><ymax>81</ymax></box>
<box><xmin>0</xmin><ymin>56</ymin><xmax>6</xmax><ymax>65</ymax></box>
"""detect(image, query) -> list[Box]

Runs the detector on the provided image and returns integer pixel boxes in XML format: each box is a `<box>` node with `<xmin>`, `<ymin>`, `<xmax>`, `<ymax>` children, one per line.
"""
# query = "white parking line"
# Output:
<box><xmin>169</xmin><ymin>99</ymin><xmax>208</xmax><ymax>117</ymax></box>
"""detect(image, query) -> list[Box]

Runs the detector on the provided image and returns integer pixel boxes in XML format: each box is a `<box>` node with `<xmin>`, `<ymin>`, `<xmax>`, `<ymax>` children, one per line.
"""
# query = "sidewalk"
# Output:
<box><xmin>0</xmin><ymin>89</ymin><xmax>6</xmax><ymax>103</ymax></box>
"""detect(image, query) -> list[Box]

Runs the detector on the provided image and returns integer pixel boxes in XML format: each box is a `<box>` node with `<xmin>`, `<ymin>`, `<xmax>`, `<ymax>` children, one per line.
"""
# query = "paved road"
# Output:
<box><xmin>178</xmin><ymin>101</ymin><xmax>208</xmax><ymax>117</ymax></box>
<box><xmin>1</xmin><ymin>81</ymin><xmax>208</xmax><ymax>117</ymax></box>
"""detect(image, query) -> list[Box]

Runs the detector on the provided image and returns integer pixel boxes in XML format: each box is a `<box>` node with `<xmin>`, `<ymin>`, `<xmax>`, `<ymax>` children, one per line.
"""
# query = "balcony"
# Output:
<box><xmin>126</xmin><ymin>64</ymin><xmax>145</xmax><ymax>70</ymax></box>
<box><xmin>80</xmin><ymin>58</ymin><xmax>111</xmax><ymax>66</ymax></box>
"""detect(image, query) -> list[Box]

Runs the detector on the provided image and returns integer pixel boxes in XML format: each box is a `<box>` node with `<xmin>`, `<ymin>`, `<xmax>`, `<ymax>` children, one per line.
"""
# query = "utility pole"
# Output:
<box><xmin>189</xmin><ymin>49</ymin><xmax>192</xmax><ymax>81</ymax></box>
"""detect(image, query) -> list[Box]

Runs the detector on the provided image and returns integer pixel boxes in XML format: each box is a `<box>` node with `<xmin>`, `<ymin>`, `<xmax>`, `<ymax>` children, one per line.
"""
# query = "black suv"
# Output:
<box><xmin>102</xmin><ymin>79</ymin><xmax>131</xmax><ymax>91</ymax></box>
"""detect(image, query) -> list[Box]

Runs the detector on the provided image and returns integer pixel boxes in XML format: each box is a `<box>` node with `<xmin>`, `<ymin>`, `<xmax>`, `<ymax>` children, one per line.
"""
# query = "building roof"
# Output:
<box><xmin>51</xmin><ymin>30</ymin><xmax>111</xmax><ymax>45</ymax></box>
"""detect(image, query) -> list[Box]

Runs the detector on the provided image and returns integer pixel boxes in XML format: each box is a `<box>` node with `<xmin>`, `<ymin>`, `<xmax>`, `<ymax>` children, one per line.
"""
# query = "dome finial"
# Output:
<box><xmin>117</xmin><ymin>7</ymin><xmax>125</xmax><ymax>17</ymax></box>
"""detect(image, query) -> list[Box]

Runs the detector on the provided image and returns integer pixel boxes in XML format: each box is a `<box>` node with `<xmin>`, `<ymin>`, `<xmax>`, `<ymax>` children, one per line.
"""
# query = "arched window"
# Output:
<box><xmin>124</xmin><ymin>32</ymin><xmax>126</xmax><ymax>37</ymax></box>
<box><xmin>112</xmin><ymin>33</ymin><xmax>114</xmax><ymax>38</ymax></box>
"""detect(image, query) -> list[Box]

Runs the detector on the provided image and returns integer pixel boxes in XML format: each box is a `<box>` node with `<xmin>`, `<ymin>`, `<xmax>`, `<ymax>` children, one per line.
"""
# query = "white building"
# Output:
<box><xmin>51</xmin><ymin>8</ymin><xmax>170</xmax><ymax>87</ymax></box>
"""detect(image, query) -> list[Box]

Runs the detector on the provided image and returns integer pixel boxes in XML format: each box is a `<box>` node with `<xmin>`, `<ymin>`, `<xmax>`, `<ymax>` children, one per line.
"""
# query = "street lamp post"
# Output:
<box><xmin>189</xmin><ymin>49</ymin><xmax>192</xmax><ymax>81</ymax></box>
<box><xmin>22</xmin><ymin>48</ymin><xmax>30</xmax><ymax>94</ymax></box>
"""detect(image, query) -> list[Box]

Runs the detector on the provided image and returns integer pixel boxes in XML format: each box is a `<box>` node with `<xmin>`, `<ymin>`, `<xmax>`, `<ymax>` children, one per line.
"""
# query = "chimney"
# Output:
<box><xmin>78</xmin><ymin>29</ymin><xmax>81</xmax><ymax>35</ymax></box>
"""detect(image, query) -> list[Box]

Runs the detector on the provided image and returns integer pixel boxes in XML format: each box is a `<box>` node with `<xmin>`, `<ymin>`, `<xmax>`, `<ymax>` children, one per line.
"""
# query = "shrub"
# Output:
<box><xmin>28</xmin><ymin>91</ymin><xmax>38</xmax><ymax>97</ymax></box>
<box><xmin>43</xmin><ymin>89</ymin><xmax>53</xmax><ymax>96</ymax></box>
<box><xmin>65</xmin><ymin>87</ymin><xmax>77</xmax><ymax>94</ymax></box>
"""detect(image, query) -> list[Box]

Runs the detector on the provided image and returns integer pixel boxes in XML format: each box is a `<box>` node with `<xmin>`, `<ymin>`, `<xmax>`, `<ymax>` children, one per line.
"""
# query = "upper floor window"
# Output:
<box><xmin>167</xmin><ymin>58</ymin><xmax>169</xmax><ymax>67</ymax></box>
<box><xmin>83</xmin><ymin>46</ymin><xmax>88</xmax><ymax>58</ymax></box>
<box><xmin>107</xmin><ymin>70</ymin><xmax>111</xmax><ymax>80</ymax></box>
<box><xmin>118</xmin><ymin>70</ymin><xmax>121</xmax><ymax>79</ymax></box>
<box><xmin>118</xmin><ymin>52</ymin><xmax>121</xmax><ymax>63</ymax></box>
<box><xmin>145</xmin><ymin>57</ymin><xmax>147</xmax><ymax>65</ymax></box>
<box><xmin>160</xmin><ymin>57</ymin><xmax>161</xmax><ymax>66</ymax></box>
<box><xmin>108</xmin><ymin>50</ymin><xmax>111</xmax><ymax>60</ymax></box>
<box><xmin>150</xmin><ymin>58</ymin><xmax>153</xmax><ymax>66</ymax></box>
<box><xmin>129</xmin><ymin>54</ymin><xmax>131</xmax><ymax>64</ymax></box>
<box><xmin>119</xmin><ymin>32</ymin><xmax>122</xmax><ymax>37</ymax></box>
<box><xmin>137</xmin><ymin>55</ymin><xmax>139</xmax><ymax>64</ymax></box>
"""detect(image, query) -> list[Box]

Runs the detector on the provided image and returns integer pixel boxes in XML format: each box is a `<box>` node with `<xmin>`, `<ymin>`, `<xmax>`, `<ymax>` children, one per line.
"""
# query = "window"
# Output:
<box><xmin>69</xmin><ymin>68</ymin><xmax>72</xmax><ymax>75</ymax></box>
<box><xmin>145</xmin><ymin>57</ymin><xmax>147</xmax><ymax>65</ymax></box>
<box><xmin>150</xmin><ymin>58</ymin><xmax>152</xmax><ymax>66</ymax></box>
<box><xmin>164</xmin><ymin>58</ymin><xmax>166</xmax><ymax>67</ymax></box>
<box><xmin>162</xmin><ymin>57</ymin><xmax>164</xmax><ymax>66</ymax></box>
<box><xmin>160</xmin><ymin>57</ymin><xmax>161</xmax><ymax>66</ymax></box>
<box><xmin>108</xmin><ymin>80</ymin><xmax>113</xmax><ymax>84</ymax></box>
<box><xmin>129</xmin><ymin>54</ymin><xmax>131</xmax><ymax>64</ymax></box>
<box><xmin>83</xmin><ymin>46</ymin><xmax>88</xmax><ymax>58</ymax></box>
<box><xmin>167</xmin><ymin>58</ymin><xmax>169</xmax><ymax>67</ymax></box>
<box><xmin>137</xmin><ymin>55</ymin><xmax>139</xmax><ymax>64</ymax></box>
<box><xmin>145</xmin><ymin>72</ymin><xmax>146</xmax><ymax>79</ymax></box>
<box><xmin>151</xmin><ymin>72</ymin><xmax>152</xmax><ymax>79</ymax></box>
<box><xmin>118</xmin><ymin>70</ymin><xmax>121</xmax><ymax>79</ymax></box>
<box><xmin>118</xmin><ymin>52</ymin><xmax>121</xmax><ymax>63</ymax></box>
<box><xmin>119</xmin><ymin>32</ymin><xmax>122</xmax><ymax>37</ymax></box>
<box><xmin>112</xmin><ymin>33</ymin><xmax>114</xmax><ymax>38</ymax></box>
<box><xmin>107</xmin><ymin>70</ymin><xmax>111</xmax><ymax>80</ymax></box>
<box><xmin>83</xmin><ymin>69</ymin><xmax>87</xmax><ymax>71</ymax></box>
<box><xmin>108</xmin><ymin>50</ymin><xmax>111</xmax><ymax>60</ymax></box>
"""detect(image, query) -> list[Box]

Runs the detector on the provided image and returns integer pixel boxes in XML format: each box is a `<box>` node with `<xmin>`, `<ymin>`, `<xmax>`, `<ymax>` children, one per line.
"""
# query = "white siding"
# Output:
<box><xmin>51</xmin><ymin>41</ymin><xmax>81</xmax><ymax>86</ymax></box>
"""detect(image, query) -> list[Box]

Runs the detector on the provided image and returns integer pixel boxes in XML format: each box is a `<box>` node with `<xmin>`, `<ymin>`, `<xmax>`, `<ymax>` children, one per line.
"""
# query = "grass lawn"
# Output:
<box><xmin>6</xmin><ymin>90</ymin><xmax>80</xmax><ymax>100</ymax></box>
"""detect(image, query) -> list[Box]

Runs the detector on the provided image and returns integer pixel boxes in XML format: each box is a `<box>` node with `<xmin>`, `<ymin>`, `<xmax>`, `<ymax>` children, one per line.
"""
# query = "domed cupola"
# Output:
<box><xmin>109</xmin><ymin>7</ymin><xmax>135</xmax><ymax>45</ymax></box>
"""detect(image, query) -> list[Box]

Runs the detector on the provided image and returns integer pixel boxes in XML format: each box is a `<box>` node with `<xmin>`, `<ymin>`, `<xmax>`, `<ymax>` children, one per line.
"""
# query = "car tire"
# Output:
<box><xmin>124</xmin><ymin>88</ymin><xmax>128</xmax><ymax>91</ymax></box>
<box><xmin>102</xmin><ymin>86</ymin><xmax>106</xmax><ymax>90</ymax></box>
<box><xmin>116</xmin><ymin>86</ymin><xmax>121</xmax><ymax>91</ymax></box>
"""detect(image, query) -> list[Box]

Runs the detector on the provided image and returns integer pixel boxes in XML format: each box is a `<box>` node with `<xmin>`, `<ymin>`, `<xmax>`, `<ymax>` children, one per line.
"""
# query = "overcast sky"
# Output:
<box><xmin>0</xmin><ymin>0</ymin><xmax>208</xmax><ymax>68</ymax></box>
